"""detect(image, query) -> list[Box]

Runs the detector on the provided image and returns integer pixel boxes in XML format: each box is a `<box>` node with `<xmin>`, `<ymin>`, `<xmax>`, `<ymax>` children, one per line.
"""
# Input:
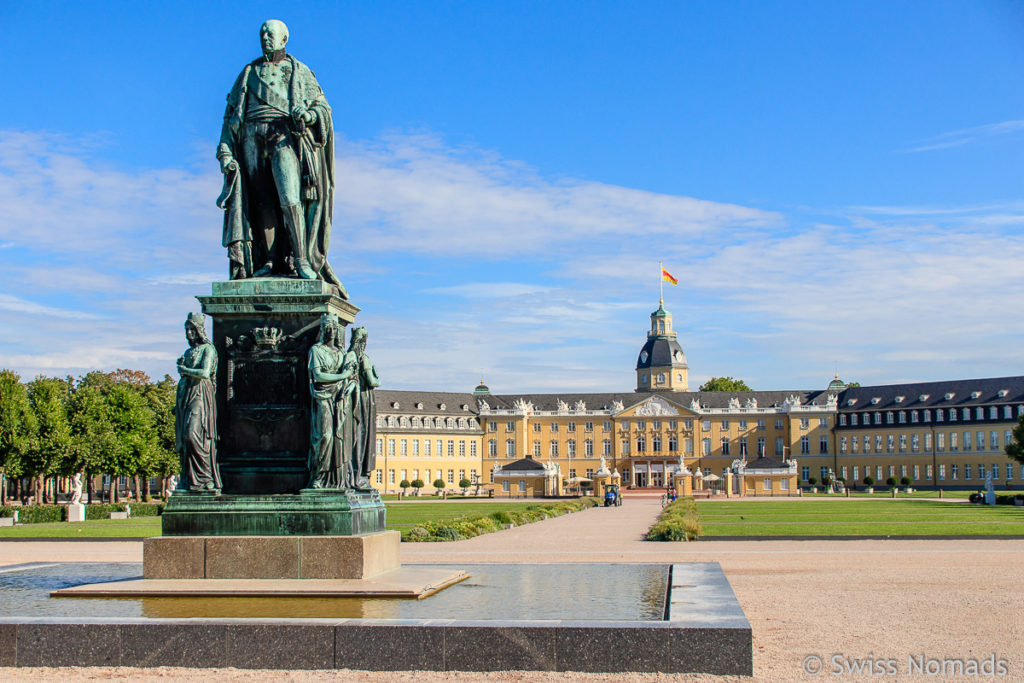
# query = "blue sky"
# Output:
<box><xmin>2</xmin><ymin>1</ymin><xmax>1023</xmax><ymax>392</ymax></box>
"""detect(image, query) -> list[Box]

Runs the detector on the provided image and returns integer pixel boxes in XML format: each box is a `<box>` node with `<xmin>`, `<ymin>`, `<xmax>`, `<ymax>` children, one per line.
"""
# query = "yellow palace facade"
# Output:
<box><xmin>371</xmin><ymin>303</ymin><xmax>1024</xmax><ymax>494</ymax></box>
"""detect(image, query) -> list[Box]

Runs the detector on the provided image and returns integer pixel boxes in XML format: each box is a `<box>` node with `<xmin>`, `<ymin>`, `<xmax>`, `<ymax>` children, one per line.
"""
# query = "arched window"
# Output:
<box><xmin>657</xmin><ymin>373</ymin><xmax>666</xmax><ymax>384</ymax></box>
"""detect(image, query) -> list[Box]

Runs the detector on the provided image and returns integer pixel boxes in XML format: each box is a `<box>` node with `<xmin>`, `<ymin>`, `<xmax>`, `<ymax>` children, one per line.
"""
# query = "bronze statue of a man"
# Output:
<box><xmin>174</xmin><ymin>313</ymin><xmax>222</xmax><ymax>492</ymax></box>
<box><xmin>218</xmin><ymin>19</ymin><xmax>347</xmax><ymax>298</ymax></box>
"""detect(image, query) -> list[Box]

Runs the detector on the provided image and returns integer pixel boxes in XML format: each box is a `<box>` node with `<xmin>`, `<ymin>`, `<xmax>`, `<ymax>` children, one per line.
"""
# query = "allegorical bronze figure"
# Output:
<box><xmin>174</xmin><ymin>313</ymin><xmax>222</xmax><ymax>492</ymax></box>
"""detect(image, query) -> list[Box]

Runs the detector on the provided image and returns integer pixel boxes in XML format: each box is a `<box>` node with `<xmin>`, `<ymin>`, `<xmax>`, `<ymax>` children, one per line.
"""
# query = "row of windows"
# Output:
<box><xmin>839</xmin><ymin>405</ymin><xmax>1023</xmax><ymax>427</ymax></box>
<box><xmin>379</xmin><ymin>415</ymin><xmax>479</xmax><ymax>430</ymax></box>
<box><xmin>838</xmin><ymin>430</ymin><xmax>1013</xmax><ymax>454</ymax></box>
<box><xmin>379</xmin><ymin>438</ymin><xmax>477</xmax><ymax>458</ymax></box>
<box><xmin>822</xmin><ymin>463</ymin><xmax>1017</xmax><ymax>484</ymax></box>
<box><xmin>488</xmin><ymin>421</ymin><xmax>616</xmax><ymax>433</ymax></box>
<box><xmin>639</xmin><ymin>372</ymin><xmax>686</xmax><ymax>385</ymax></box>
<box><xmin>480</xmin><ymin>416</ymin><xmax>831</xmax><ymax>434</ymax></box>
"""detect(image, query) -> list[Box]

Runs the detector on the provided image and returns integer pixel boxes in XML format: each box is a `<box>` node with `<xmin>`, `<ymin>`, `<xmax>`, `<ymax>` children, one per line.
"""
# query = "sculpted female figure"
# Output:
<box><xmin>307</xmin><ymin>314</ymin><xmax>354</xmax><ymax>488</ymax></box>
<box><xmin>174</xmin><ymin>313</ymin><xmax>222</xmax><ymax>492</ymax></box>
<box><xmin>345</xmin><ymin>327</ymin><xmax>381</xmax><ymax>491</ymax></box>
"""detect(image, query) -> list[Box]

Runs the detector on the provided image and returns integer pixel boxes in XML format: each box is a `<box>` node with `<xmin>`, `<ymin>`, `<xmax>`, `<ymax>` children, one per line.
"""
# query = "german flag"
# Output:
<box><xmin>661</xmin><ymin>267</ymin><xmax>678</xmax><ymax>285</ymax></box>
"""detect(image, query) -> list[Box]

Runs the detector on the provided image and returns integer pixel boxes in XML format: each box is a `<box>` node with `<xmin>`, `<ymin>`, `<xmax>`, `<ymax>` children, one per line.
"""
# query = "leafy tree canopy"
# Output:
<box><xmin>698</xmin><ymin>376</ymin><xmax>752</xmax><ymax>392</ymax></box>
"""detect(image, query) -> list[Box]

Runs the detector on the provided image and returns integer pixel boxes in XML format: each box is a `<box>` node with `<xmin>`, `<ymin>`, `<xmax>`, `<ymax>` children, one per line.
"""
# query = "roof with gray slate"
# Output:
<box><xmin>499</xmin><ymin>458</ymin><xmax>548</xmax><ymax>471</ymax></box>
<box><xmin>837</xmin><ymin>376</ymin><xmax>1024</xmax><ymax>412</ymax></box>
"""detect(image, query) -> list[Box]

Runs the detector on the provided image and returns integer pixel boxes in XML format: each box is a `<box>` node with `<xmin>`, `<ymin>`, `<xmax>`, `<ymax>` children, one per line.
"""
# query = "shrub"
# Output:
<box><xmin>433</xmin><ymin>478</ymin><xmax>446</xmax><ymax>493</ymax></box>
<box><xmin>646</xmin><ymin>497</ymin><xmax>701</xmax><ymax>541</ymax></box>
<box><xmin>411</xmin><ymin>479</ymin><xmax>425</xmax><ymax>491</ymax></box>
<box><xmin>85</xmin><ymin>503</ymin><xmax>130</xmax><ymax>520</ymax></box>
<box><xmin>399</xmin><ymin>480</ymin><xmax>410</xmax><ymax>491</ymax></box>
<box><xmin>863</xmin><ymin>476</ymin><xmax>875</xmax><ymax>487</ymax></box>
<box><xmin>0</xmin><ymin>504</ymin><xmax>64</xmax><ymax>524</ymax></box>
<box><xmin>900</xmin><ymin>476</ymin><xmax>911</xmax><ymax>486</ymax></box>
<box><xmin>808</xmin><ymin>477</ymin><xmax>818</xmax><ymax>486</ymax></box>
<box><xmin>403</xmin><ymin>497</ymin><xmax>599</xmax><ymax>542</ymax></box>
<box><xmin>885</xmin><ymin>477</ymin><xmax>896</xmax><ymax>487</ymax></box>
<box><xmin>459</xmin><ymin>478</ymin><xmax>472</xmax><ymax>492</ymax></box>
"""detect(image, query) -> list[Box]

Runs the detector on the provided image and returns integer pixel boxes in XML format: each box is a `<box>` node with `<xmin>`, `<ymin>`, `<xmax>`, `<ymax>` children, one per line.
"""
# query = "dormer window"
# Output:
<box><xmin>871</xmin><ymin>397</ymin><xmax>880</xmax><ymax>405</ymax></box>
<box><xmin>391</xmin><ymin>402</ymin><xmax>400</xmax><ymax>409</ymax></box>
<box><xmin>919</xmin><ymin>394</ymin><xmax>929</xmax><ymax>402</ymax></box>
<box><xmin>998</xmin><ymin>390</ymin><xmax>1008</xmax><ymax>398</ymax></box>
<box><xmin>461</xmin><ymin>404</ymin><xmax>469</xmax><ymax>411</ymax></box>
<box><xmin>847</xmin><ymin>399</ymin><xmax>858</xmax><ymax>406</ymax></box>
<box><xmin>439</xmin><ymin>403</ymin><xmax>447</xmax><ymax>410</ymax></box>
<box><xmin>416</xmin><ymin>402</ymin><xmax>423</xmax><ymax>409</ymax></box>
<box><xmin>895</xmin><ymin>396</ymin><xmax>905</xmax><ymax>404</ymax></box>
<box><xmin>971</xmin><ymin>391</ymin><xmax>981</xmax><ymax>399</ymax></box>
<box><xmin>945</xmin><ymin>393</ymin><xmax>955</xmax><ymax>400</ymax></box>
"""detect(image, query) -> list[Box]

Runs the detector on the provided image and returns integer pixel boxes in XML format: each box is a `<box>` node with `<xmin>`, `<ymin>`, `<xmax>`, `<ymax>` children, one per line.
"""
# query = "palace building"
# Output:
<box><xmin>372</xmin><ymin>301</ymin><xmax>1024</xmax><ymax>495</ymax></box>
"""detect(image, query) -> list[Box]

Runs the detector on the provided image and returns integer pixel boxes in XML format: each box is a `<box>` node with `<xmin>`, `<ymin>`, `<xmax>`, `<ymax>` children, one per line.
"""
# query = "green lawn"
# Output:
<box><xmin>0</xmin><ymin>500</ymin><xmax>551</xmax><ymax>538</ymax></box>
<box><xmin>695</xmin><ymin>499</ymin><xmax>1024</xmax><ymax>537</ymax></box>
<box><xmin>801</xmin><ymin>489</ymin><xmax>1015</xmax><ymax>499</ymax></box>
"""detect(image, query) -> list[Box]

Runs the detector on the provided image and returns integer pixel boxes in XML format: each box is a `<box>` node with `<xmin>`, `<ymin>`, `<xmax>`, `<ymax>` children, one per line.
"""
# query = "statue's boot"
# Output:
<box><xmin>283</xmin><ymin>203</ymin><xmax>318</xmax><ymax>280</ymax></box>
<box><xmin>252</xmin><ymin>262</ymin><xmax>275</xmax><ymax>277</ymax></box>
<box><xmin>321</xmin><ymin>263</ymin><xmax>349</xmax><ymax>300</ymax></box>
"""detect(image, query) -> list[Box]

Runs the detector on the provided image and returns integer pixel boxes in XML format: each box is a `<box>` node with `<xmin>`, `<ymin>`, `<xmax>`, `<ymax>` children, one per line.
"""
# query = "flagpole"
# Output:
<box><xmin>659</xmin><ymin>260</ymin><xmax>664</xmax><ymax>305</ymax></box>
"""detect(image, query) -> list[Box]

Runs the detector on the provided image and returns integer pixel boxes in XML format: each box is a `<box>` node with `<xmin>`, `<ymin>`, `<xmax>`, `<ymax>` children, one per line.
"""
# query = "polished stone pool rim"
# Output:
<box><xmin>0</xmin><ymin>563</ymin><xmax>751</xmax><ymax>675</ymax></box>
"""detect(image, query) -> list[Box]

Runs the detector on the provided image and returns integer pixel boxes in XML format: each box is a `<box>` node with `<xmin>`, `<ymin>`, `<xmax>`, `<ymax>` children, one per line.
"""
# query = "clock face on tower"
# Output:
<box><xmin>640</xmin><ymin>351</ymin><xmax>649</xmax><ymax>363</ymax></box>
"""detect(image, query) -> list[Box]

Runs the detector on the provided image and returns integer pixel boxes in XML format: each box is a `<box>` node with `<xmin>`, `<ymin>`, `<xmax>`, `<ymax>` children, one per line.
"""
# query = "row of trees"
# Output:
<box><xmin>0</xmin><ymin>368</ymin><xmax>179</xmax><ymax>505</ymax></box>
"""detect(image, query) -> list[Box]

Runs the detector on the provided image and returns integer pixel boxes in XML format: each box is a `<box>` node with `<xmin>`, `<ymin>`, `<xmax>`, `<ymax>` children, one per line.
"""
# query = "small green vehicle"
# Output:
<box><xmin>603</xmin><ymin>484</ymin><xmax>622</xmax><ymax>507</ymax></box>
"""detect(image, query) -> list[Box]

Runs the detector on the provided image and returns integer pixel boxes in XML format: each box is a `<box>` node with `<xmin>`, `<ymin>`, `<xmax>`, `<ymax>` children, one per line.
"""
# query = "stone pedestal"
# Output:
<box><xmin>67</xmin><ymin>503</ymin><xmax>86</xmax><ymax>522</ymax></box>
<box><xmin>162</xmin><ymin>490</ymin><xmax>385</xmax><ymax>536</ymax></box>
<box><xmin>198</xmin><ymin>278</ymin><xmax>358</xmax><ymax>495</ymax></box>
<box><xmin>143</xmin><ymin>530</ymin><xmax>401</xmax><ymax>579</ymax></box>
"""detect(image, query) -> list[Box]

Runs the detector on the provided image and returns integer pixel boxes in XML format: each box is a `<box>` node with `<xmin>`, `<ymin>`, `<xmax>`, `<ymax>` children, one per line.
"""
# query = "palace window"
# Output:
<box><xmin>965</xmin><ymin>465</ymin><xmax>972</xmax><ymax>480</ymax></box>
<box><xmin>585</xmin><ymin>439</ymin><xmax>594</xmax><ymax>457</ymax></box>
<box><xmin>757</xmin><ymin>419</ymin><xmax>765</xmax><ymax>430</ymax></box>
<box><xmin>851</xmin><ymin>435</ymin><xmax>859</xmax><ymax>453</ymax></box>
<box><xmin>801</xmin><ymin>467</ymin><xmax>809</xmax><ymax>481</ymax></box>
<box><xmin>425</xmin><ymin>440</ymin><xmax>432</xmax><ymax>456</ymax></box>
<box><xmin>898</xmin><ymin>412</ymin><xmax>906</xmax><ymax>424</ymax></box>
<box><xmin>567</xmin><ymin>422</ymin><xmax>576</xmax><ymax>432</ymax></box>
<box><xmin>550</xmin><ymin>440</ymin><xmax>559</xmax><ymax>456</ymax></box>
<box><xmin>951</xmin><ymin>465</ymin><xmax>959</xmax><ymax>481</ymax></box>
<box><xmin>739</xmin><ymin>439</ymin><xmax>748</xmax><ymax>457</ymax></box>
<box><xmin>874</xmin><ymin>412</ymin><xmax>882</xmax><ymax>425</ymax></box>
<box><xmin>850</xmin><ymin>414</ymin><xmax>858</xmax><ymax>426</ymax></box>
<box><xmin>533</xmin><ymin>422</ymin><xmax>542</xmax><ymax>432</ymax></box>
<box><xmin>668</xmin><ymin>435</ymin><xmax>678</xmax><ymax>452</ymax></box>
<box><xmin>603</xmin><ymin>439</ymin><xmax>611</xmax><ymax>455</ymax></box>
<box><xmin>991</xmin><ymin>431</ymin><xmax>999</xmax><ymax>450</ymax></box>
<box><xmin>964</xmin><ymin>431</ymin><xmax>972</xmax><ymax>451</ymax></box>
<box><xmin>887</xmin><ymin>435</ymin><xmax>894</xmax><ymax>453</ymax></box>
<box><xmin>488</xmin><ymin>440</ymin><xmax>497</xmax><ymax>457</ymax></box>
<box><xmin>819</xmin><ymin>436</ymin><xmax>828</xmax><ymax>454</ymax></box>
<box><xmin>585</xmin><ymin>422</ymin><xmax>594</xmax><ymax>432</ymax></box>
<box><xmin>886</xmin><ymin>412</ymin><xmax>894</xmax><ymax>424</ymax></box>
<box><xmin>911</xmin><ymin>434</ymin><xmax>919</xmax><ymax>451</ymax></box>
<box><xmin>448</xmin><ymin>440</ymin><xmax>455</xmax><ymax>456</ymax></box>
<box><xmin>388</xmin><ymin>439</ymin><xmax>396</xmax><ymax>456</ymax></box>
<box><xmin>775</xmin><ymin>419</ymin><xmax>784</xmax><ymax>430</ymax></box>
<box><xmin>702</xmin><ymin>420</ymin><xmax>712</xmax><ymax>431</ymax></box>
<box><xmin>488</xmin><ymin>421</ymin><xmax>497</xmax><ymax>431</ymax></box>
<box><xmin>459</xmin><ymin>441</ymin><xmax>466</xmax><ymax>457</ymax></box>
<box><xmin>506</xmin><ymin>439</ymin><xmax>515</xmax><ymax>457</ymax></box>
<box><xmin>800</xmin><ymin>436</ymin><xmax>809</xmax><ymax>454</ymax></box>
<box><xmin>839</xmin><ymin>415</ymin><xmax>847</xmax><ymax>426</ymax></box>
<box><xmin>800</xmin><ymin>418</ymin><xmax>809</xmax><ymax>430</ymax></box>
<box><xmin>636</xmin><ymin>436</ymin><xmax>646</xmax><ymax>453</ymax></box>
<box><xmin>720</xmin><ymin>437</ymin><xmax>730</xmax><ymax>456</ymax></box>
<box><xmin>400</xmin><ymin>439</ymin><xmax>408</xmax><ymax>456</ymax></box>
<box><xmin>506</xmin><ymin>421</ymin><xmax>514</xmax><ymax>431</ymax></box>
<box><xmin>533</xmin><ymin>441</ymin><xmax>541</xmax><ymax>456</ymax></box>
<box><xmin>899</xmin><ymin>434</ymin><xmax>907</xmax><ymax>452</ymax></box>
<box><xmin>652</xmin><ymin>421</ymin><xmax>661</xmax><ymax>430</ymax></box>
<box><xmin>774</xmin><ymin>437</ymin><xmax>783</xmax><ymax>456</ymax></box>
<box><xmin>757</xmin><ymin>437</ymin><xmax>765</xmax><ymax>456</ymax></box>
<box><xmin>603</xmin><ymin>421</ymin><xmax>612</xmax><ymax>431</ymax></box>
<box><xmin>621</xmin><ymin>440</ymin><xmax>629</xmax><ymax>455</ymax></box>
<box><xmin>703</xmin><ymin>438</ymin><xmax>712</xmax><ymax>456</ymax></box>
<box><xmin>911</xmin><ymin>411</ymin><xmax>919</xmax><ymax>423</ymax></box>
<box><xmin>568</xmin><ymin>439</ymin><xmax>577</xmax><ymax>457</ymax></box>
<box><xmin>652</xmin><ymin>435</ymin><xmax>662</xmax><ymax>452</ymax></box>
<box><xmin>875</xmin><ymin>435</ymin><xmax>883</xmax><ymax>452</ymax></box>
<box><xmin>550</xmin><ymin>423</ymin><xmax>559</xmax><ymax>433</ymax></box>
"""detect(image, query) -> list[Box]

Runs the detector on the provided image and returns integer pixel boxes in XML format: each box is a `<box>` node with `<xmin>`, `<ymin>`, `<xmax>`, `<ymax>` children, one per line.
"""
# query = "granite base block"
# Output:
<box><xmin>336</xmin><ymin>624</ymin><xmax>445</xmax><ymax>671</ymax></box>
<box><xmin>0</xmin><ymin>623</ymin><xmax>16</xmax><ymax>667</ymax></box>
<box><xmin>121</xmin><ymin>624</ymin><xmax>226</xmax><ymax>668</ymax></box>
<box><xmin>15</xmin><ymin>623</ymin><xmax>121</xmax><ymax>667</ymax></box>
<box><xmin>225</xmin><ymin>624</ymin><xmax>335</xmax><ymax>670</ymax></box>
<box><xmin>143</xmin><ymin>531</ymin><xmax>401</xmax><ymax>579</ymax></box>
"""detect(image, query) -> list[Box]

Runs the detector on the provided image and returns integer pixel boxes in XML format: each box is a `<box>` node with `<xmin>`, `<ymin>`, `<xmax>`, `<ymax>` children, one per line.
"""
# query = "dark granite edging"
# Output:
<box><xmin>0</xmin><ymin>617</ymin><xmax>751</xmax><ymax>674</ymax></box>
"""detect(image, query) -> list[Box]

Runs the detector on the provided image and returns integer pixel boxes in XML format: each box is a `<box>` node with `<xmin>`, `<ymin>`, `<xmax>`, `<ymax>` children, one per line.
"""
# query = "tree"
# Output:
<box><xmin>433</xmin><ymin>478</ymin><xmax>445</xmax><ymax>495</ymax></box>
<box><xmin>399</xmin><ymin>479</ymin><xmax>410</xmax><ymax>495</ymax></box>
<box><xmin>459</xmin><ymin>477</ymin><xmax>472</xmax><ymax>495</ymax></box>
<box><xmin>698</xmin><ymin>377</ymin><xmax>752</xmax><ymax>392</ymax></box>
<box><xmin>900</xmin><ymin>476</ymin><xmax>911</xmax><ymax>486</ymax></box>
<box><xmin>0</xmin><ymin>370</ymin><xmax>38</xmax><ymax>504</ymax></box>
<box><xmin>885</xmin><ymin>477</ymin><xmax>896</xmax><ymax>488</ymax></box>
<box><xmin>1006</xmin><ymin>413</ymin><xmax>1024</xmax><ymax>466</ymax></box>
<box><xmin>864</xmin><ymin>475</ymin><xmax>874</xmax><ymax>487</ymax></box>
<box><xmin>846</xmin><ymin>382</ymin><xmax>861</xmax><ymax>388</ymax></box>
<box><xmin>27</xmin><ymin>376</ymin><xmax>73</xmax><ymax>503</ymax></box>
<box><xmin>411</xmin><ymin>479</ymin><xmax>425</xmax><ymax>495</ymax></box>
<box><xmin>808</xmin><ymin>477</ymin><xmax>817</xmax><ymax>486</ymax></box>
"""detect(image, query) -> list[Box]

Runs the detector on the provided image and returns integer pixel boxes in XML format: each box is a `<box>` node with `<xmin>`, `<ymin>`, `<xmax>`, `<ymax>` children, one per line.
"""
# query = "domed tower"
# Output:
<box><xmin>635</xmin><ymin>299</ymin><xmax>688</xmax><ymax>392</ymax></box>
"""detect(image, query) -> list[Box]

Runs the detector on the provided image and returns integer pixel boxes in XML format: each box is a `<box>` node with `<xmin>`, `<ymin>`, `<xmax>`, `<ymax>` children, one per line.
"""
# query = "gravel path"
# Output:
<box><xmin>2</xmin><ymin>498</ymin><xmax>1023</xmax><ymax>681</ymax></box>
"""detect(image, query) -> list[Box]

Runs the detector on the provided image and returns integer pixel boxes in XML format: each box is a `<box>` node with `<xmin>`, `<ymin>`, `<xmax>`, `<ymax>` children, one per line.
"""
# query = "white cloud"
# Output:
<box><xmin>904</xmin><ymin>119</ymin><xmax>1024</xmax><ymax>153</ymax></box>
<box><xmin>1</xmin><ymin>128</ymin><xmax>1022</xmax><ymax>391</ymax></box>
<box><xmin>0</xmin><ymin>294</ymin><xmax>104</xmax><ymax>320</ymax></box>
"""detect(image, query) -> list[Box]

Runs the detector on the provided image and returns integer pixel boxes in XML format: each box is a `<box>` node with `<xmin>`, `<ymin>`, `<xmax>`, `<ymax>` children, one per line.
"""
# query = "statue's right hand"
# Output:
<box><xmin>219</xmin><ymin>156</ymin><xmax>237</xmax><ymax>174</ymax></box>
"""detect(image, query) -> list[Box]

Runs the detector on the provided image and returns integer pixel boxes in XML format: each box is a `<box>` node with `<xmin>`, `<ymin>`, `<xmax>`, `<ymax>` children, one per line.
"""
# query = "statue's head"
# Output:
<box><xmin>185</xmin><ymin>313</ymin><xmax>210</xmax><ymax>347</ymax></box>
<box><xmin>319</xmin><ymin>313</ymin><xmax>341</xmax><ymax>344</ymax></box>
<box><xmin>349</xmin><ymin>326</ymin><xmax>368</xmax><ymax>352</ymax></box>
<box><xmin>260</xmin><ymin>20</ymin><xmax>289</xmax><ymax>56</ymax></box>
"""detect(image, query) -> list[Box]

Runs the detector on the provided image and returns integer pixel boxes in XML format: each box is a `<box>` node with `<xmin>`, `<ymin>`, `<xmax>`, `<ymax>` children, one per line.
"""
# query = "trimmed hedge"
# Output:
<box><xmin>646</xmin><ymin>497</ymin><xmax>702</xmax><ymax>541</ymax></box>
<box><xmin>403</xmin><ymin>497</ymin><xmax>600</xmax><ymax>542</ymax></box>
<box><xmin>0</xmin><ymin>505</ymin><xmax>64</xmax><ymax>524</ymax></box>
<box><xmin>0</xmin><ymin>501</ymin><xmax>165</xmax><ymax>523</ymax></box>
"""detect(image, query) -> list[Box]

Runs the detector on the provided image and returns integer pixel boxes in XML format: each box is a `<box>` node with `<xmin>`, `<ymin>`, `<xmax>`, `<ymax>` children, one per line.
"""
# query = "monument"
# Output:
<box><xmin>147</xmin><ymin>19</ymin><xmax>399</xmax><ymax>581</ymax></box>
